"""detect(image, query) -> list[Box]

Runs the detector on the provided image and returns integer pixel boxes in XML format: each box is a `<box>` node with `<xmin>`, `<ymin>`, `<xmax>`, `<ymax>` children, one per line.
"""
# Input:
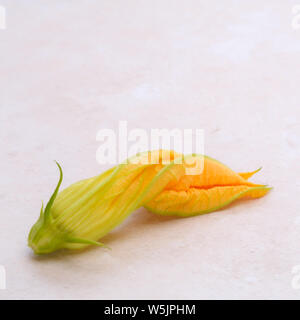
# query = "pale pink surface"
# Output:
<box><xmin>0</xmin><ymin>0</ymin><xmax>300</xmax><ymax>299</ymax></box>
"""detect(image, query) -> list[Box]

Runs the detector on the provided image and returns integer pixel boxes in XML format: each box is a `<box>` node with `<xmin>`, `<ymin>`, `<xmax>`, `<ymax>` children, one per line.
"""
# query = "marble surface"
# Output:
<box><xmin>0</xmin><ymin>0</ymin><xmax>300</xmax><ymax>299</ymax></box>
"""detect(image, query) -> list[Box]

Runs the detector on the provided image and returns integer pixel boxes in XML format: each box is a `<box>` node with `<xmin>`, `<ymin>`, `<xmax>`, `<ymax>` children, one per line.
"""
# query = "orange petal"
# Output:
<box><xmin>145</xmin><ymin>185</ymin><xmax>271</xmax><ymax>217</ymax></box>
<box><xmin>238</xmin><ymin>167</ymin><xmax>262</xmax><ymax>180</ymax></box>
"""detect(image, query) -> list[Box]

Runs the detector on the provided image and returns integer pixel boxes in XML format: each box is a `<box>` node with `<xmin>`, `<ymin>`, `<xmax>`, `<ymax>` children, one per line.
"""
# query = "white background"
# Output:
<box><xmin>1</xmin><ymin>0</ymin><xmax>300</xmax><ymax>299</ymax></box>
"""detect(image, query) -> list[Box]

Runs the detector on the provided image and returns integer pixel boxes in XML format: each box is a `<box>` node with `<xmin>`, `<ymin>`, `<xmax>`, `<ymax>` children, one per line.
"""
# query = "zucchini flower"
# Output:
<box><xmin>28</xmin><ymin>150</ymin><xmax>271</xmax><ymax>254</ymax></box>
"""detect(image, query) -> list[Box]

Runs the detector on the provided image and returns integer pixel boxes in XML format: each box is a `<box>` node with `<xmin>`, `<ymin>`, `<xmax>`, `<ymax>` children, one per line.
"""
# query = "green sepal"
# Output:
<box><xmin>67</xmin><ymin>237</ymin><xmax>110</xmax><ymax>249</ymax></box>
<box><xmin>39</xmin><ymin>202</ymin><xmax>44</xmax><ymax>219</ymax></box>
<box><xmin>43</xmin><ymin>161</ymin><xmax>63</xmax><ymax>223</ymax></box>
